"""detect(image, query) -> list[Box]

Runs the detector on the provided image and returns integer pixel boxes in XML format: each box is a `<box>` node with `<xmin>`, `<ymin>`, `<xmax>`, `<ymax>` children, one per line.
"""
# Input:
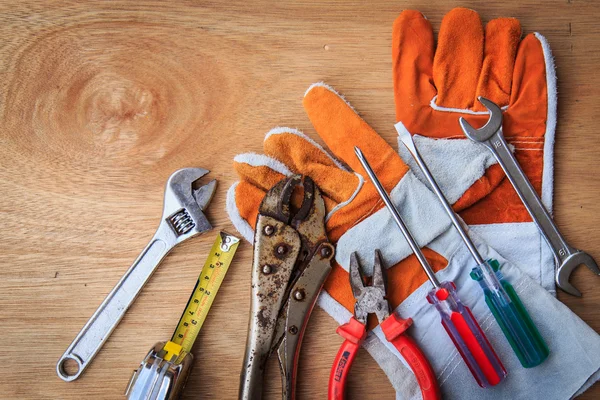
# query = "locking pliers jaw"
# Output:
<box><xmin>239</xmin><ymin>175</ymin><xmax>334</xmax><ymax>400</ymax></box>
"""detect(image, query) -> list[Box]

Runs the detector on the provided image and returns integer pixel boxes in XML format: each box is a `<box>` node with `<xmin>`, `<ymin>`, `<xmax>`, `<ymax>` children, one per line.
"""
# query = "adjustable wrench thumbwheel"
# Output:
<box><xmin>57</xmin><ymin>168</ymin><xmax>216</xmax><ymax>382</ymax></box>
<box><xmin>460</xmin><ymin>97</ymin><xmax>600</xmax><ymax>297</ymax></box>
<box><xmin>163</xmin><ymin>167</ymin><xmax>216</xmax><ymax>242</ymax></box>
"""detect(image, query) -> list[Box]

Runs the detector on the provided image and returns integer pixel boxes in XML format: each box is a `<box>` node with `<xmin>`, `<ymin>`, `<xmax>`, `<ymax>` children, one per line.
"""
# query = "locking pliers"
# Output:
<box><xmin>239</xmin><ymin>175</ymin><xmax>335</xmax><ymax>400</ymax></box>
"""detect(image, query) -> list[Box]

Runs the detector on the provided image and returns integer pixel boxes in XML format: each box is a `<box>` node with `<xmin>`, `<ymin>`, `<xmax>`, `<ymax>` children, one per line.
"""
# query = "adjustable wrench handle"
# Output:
<box><xmin>57</xmin><ymin>227</ymin><xmax>173</xmax><ymax>382</ymax></box>
<box><xmin>482</xmin><ymin>130</ymin><xmax>573</xmax><ymax>263</ymax></box>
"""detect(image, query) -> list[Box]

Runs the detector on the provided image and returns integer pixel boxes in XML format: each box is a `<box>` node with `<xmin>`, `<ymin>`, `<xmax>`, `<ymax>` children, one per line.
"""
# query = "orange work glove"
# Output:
<box><xmin>227</xmin><ymin>82</ymin><xmax>457</xmax><ymax>395</ymax></box>
<box><xmin>227</xmin><ymin>82</ymin><xmax>453</xmax><ymax>317</ymax></box>
<box><xmin>225</xmin><ymin>83</ymin><xmax>600</xmax><ymax>400</ymax></box>
<box><xmin>393</xmin><ymin>8</ymin><xmax>557</xmax><ymax>293</ymax></box>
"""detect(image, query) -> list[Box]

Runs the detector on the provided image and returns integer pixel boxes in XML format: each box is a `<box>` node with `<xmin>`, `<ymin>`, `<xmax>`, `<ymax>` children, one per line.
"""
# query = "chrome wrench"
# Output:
<box><xmin>460</xmin><ymin>97</ymin><xmax>599</xmax><ymax>297</ymax></box>
<box><xmin>57</xmin><ymin>168</ymin><xmax>216</xmax><ymax>381</ymax></box>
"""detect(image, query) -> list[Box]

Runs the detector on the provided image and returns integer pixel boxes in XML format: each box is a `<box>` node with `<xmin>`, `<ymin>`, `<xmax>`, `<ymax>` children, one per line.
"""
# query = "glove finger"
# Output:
<box><xmin>392</xmin><ymin>10</ymin><xmax>436</xmax><ymax>116</ymax></box>
<box><xmin>466</xmin><ymin>33</ymin><xmax>553</xmax><ymax>225</ymax></box>
<box><xmin>263</xmin><ymin>127</ymin><xmax>361</xmax><ymax>204</ymax></box>
<box><xmin>303</xmin><ymin>83</ymin><xmax>408</xmax><ymax>188</ymax></box>
<box><xmin>507</xmin><ymin>32</ymin><xmax>552</xmax><ymax>193</ymax></box>
<box><xmin>433</xmin><ymin>8</ymin><xmax>484</xmax><ymax>109</ymax></box>
<box><xmin>474</xmin><ymin>18</ymin><xmax>522</xmax><ymax>110</ymax></box>
<box><xmin>506</xmin><ymin>32</ymin><xmax>552</xmax><ymax>137</ymax></box>
<box><xmin>233</xmin><ymin>153</ymin><xmax>291</xmax><ymax>191</ymax></box>
<box><xmin>454</xmin><ymin>35</ymin><xmax>551</xmax><ymax>225</ymax></box>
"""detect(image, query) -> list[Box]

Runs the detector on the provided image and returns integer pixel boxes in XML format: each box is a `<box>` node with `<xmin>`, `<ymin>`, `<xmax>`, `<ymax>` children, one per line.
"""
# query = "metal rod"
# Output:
<box><xmin>397</xmin><ymin>128</ymin><xmax>485</xmax><ymax>265</ymax></box>
<box><xmin>354</xmin><ymin>146</ymin><xmax>441</xmax><ymax>288</ymax></box>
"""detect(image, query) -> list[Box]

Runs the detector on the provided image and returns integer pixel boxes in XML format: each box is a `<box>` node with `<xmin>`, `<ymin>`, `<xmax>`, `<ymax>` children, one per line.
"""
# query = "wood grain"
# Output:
<box><xmin>0</xmin><ymin>1</ymin><xmax>598</xmax><ymax>399</ymax></box>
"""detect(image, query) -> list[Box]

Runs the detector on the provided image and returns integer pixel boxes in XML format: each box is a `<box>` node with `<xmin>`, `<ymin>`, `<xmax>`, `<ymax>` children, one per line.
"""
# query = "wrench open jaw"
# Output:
<box><xmin>556</xmin><ymin>251</ymin><xmax>600</xmax><ymax>298</ymax></box>
<box><xmin>460</xmin><ymin>97</ymin><xmax>600</xmax><ymax>296</ymax></box>
<box><xmin>459</xmin><ymin>97</ymin><xmax>503</xmax><ymax>142</ymax></box>
<box><xmin>57</xmin><ymin>168</ymin><xmax>217</xmax><ymax>382</ymax></box>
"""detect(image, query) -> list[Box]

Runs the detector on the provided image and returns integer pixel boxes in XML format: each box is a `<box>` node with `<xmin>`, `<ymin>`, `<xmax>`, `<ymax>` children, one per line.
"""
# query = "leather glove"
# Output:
<box><xmin>393</xmin><ymin>8</ymin><xmax>558</xmax><ymax>293</ymax></box>
<box><xmin>228</xmin><ymin>82</ymin><xmax>451</xmax><ymax>316</ymax></box>
<box><xmin>227</xmin><ymin>83</ymin><xmax>600</xmax><ymax>399</ymax></box>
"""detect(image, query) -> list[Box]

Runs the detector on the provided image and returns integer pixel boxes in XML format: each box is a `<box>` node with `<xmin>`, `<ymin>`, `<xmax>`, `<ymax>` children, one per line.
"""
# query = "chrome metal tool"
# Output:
<box><xmin>57</xmin><ymin>168</ymin><xmax>216</xmax><ymax>382</ymax></box>
<box><xmin>460</xmin><ymin>97</ymin><xmax>600</xmax><ymax>297</ymax></box>
<box><xmin>126</xmin><ymin>232</ymin><xmax>240</xmax><ymax>400</ymax></box>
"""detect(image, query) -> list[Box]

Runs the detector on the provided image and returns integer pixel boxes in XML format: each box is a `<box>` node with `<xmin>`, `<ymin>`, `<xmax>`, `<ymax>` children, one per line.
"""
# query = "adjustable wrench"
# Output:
<box><xmin>57</xmin><ymin>168</ymin><xmax>216</xmax><ymax>381</ymax></box>
<box><xmin>460</xmin><ymin>97</ymin><xmax>599</xmax><ymax>297</ymax></box>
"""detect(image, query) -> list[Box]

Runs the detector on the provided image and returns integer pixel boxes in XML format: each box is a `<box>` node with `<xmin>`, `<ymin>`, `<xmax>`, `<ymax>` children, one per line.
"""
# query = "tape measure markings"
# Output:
<box><xmin>163</xmin><ymin>231</ymin><xmax>240</xmax><ymax>360</ymax></box>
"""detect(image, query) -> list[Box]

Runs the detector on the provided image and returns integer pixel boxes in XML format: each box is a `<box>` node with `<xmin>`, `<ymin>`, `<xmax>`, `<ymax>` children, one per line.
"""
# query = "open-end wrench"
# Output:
<box><xmin>460</xmin><ymin>97</ymin><xmax>600</xmax><ymax>297</ymax></box>
<box><xmin>57</xmin><ymin>168</ymin><xmax>217</xmax><ymax>382</ymax></box>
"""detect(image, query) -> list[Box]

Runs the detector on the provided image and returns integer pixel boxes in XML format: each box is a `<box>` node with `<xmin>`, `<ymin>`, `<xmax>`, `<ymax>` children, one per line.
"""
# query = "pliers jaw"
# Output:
<box><xmin>258</xmin><ymin>174</ymin><xmax>315</xmax><ymax>227</ymax></box>
<box><xmin>240</xmin><ymin>174</ymin><xmax>334</xmax><ymax>400</ymax></box>
<box><xmin>349</xmin><ymin>250</ymin><xmax>390</xmax><ymax>325</ymax></box>
<box><xmin>330</xmin><ymin>251</ymin><xmax>441</xmax><ymax>400</ymax></box>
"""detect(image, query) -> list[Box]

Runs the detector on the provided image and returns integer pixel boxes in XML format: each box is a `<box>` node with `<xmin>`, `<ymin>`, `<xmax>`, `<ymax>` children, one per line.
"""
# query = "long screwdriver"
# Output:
<box><xmin>355</xmin><ymin>146</ymin><xmax>506</xmax><ymax>388</ymax></box>
<box><xmin>397</xmin><ymin>124</ymin><xmax>549</xmax><ymax>368</ymax></box>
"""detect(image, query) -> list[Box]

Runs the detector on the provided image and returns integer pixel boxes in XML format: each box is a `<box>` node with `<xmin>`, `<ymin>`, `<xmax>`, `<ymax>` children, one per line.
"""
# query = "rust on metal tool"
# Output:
<box><xmin>239</xmin><ymin>175</ymin><xmax>334</xmax><ymax>400</ymax></box>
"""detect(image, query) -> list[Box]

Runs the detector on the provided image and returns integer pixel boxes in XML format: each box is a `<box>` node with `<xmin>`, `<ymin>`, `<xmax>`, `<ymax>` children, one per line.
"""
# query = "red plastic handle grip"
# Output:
<box><xmin>449</xmin><ymin>308</ymin><xmax>504</xmax><ymax>386</ymax></box>
<box><xmin>328</xmin><ymin>339</ymin><xmax>360</xmax><ymax>400</ymax></box>
<box><xmin>429</xmin><ymin>282</ymin><xmax>506</xmax><ymax>387</ymax></box>
<box><xmin>328</xmin><ymin>318</ymin><xmax>366</xmax><ymax>400</ymax></box>
<box><xmin>381</xmin><ymin>314</ymin><xmax>441</xmax><ymax>400</ymax></box>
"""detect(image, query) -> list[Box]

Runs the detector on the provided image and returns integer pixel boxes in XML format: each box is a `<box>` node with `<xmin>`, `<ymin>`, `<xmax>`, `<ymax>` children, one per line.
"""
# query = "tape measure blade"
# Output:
<box><xmin>169</xmin><ymin>231</ymin><xmax>240</xmax><ymax>354</ymax></box>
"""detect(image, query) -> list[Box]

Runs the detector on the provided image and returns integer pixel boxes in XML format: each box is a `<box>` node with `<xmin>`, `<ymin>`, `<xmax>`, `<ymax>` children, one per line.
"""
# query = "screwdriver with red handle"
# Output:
<box><xmin>355</xmin><ymin>146</ymin><xmax>507</xmax><ymax>388</ymax></box>
<box><xmin>398</xmin><ymin>125</ymin><xmax>549</xmax><ymax>368</ymax></box>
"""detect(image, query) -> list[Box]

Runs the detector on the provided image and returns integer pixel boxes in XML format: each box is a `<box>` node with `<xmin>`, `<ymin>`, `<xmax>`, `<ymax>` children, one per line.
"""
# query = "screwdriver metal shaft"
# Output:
<box><xmin>355</xmin><ymin>146</ymin><xmax>506</xmax><ymax>388</ymax></box>
<box><xmin>354</xmin><ymin>153</ymin><xmax>441</xmax><ymax>289</ymax></box>
<box><xmin>397</xmin><ymin>125</ymin><xmax>549</xmax><ymax>368</ymax></box>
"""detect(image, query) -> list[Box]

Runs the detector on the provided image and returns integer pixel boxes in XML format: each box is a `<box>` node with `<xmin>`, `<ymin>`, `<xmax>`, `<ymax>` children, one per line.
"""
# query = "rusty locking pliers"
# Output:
<box><xmin>239</xmin><ymin>175</ymin><xmax>335</xmax><ymax>400</ymax></box>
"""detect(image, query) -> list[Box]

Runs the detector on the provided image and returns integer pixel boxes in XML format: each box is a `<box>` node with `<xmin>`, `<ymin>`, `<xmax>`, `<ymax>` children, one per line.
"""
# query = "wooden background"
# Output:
<box><xmin>1</xmin><ymin>1</ymin><xmax>599</xmax><ymax>399</ymax></box>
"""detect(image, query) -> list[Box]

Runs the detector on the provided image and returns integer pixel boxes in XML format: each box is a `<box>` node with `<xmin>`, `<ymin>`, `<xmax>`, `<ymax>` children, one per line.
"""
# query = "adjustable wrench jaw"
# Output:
<box><xmin>459</xmin><ymin>97</ymin><xmax>503</xmax><ymax>143</ymax></box>
<box><xmin>556</xmin><ymin>251</ymin><xmax>600</xmax><ymax>297</ymax></box>
<box><xmin>161</xmin><ymin>168</ymin><xmax>216</xmax><ymax>245</ymax></box>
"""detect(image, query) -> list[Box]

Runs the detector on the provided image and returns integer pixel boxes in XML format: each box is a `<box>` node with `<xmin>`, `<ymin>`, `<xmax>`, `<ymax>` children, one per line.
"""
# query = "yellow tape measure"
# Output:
<box><xmin>162</xmin><ymin>231</ymin><xmax>240</xmax><ymax>360</ymax></box>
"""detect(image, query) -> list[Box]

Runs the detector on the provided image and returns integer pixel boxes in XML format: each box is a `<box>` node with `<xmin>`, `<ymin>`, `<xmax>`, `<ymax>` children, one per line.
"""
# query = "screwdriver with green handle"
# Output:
<box><xmin>397</xmin><ymin>122</ymin><xmax>549</xmax><ymax>368</ymax></box>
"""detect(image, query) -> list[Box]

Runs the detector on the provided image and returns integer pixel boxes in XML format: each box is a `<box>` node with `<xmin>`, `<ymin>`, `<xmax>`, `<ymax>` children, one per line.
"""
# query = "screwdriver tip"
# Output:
<box><xmin>395</xmin><ymin>122</ymin><xmax>415</xmax><ymax>149</ymax></box>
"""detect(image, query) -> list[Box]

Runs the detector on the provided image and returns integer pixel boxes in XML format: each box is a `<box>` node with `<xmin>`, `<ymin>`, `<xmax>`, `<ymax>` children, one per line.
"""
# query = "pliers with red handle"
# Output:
<box><xmin>328</xmin><ymin>250</ymin><xmax>441</xmax><ymax>400</ymax></box>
